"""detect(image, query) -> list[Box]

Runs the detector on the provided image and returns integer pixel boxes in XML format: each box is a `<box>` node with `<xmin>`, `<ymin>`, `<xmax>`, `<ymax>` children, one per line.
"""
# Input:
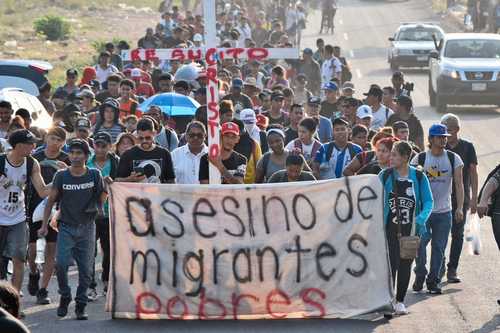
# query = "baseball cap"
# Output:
<box><xmin>356</xmin><ymin>105</ymin><xmax>373</xmax><ymax>119</ymax></box>
<box><xmin>232</xmin><ymin>78</ymin><xmax>243</xmax><ymax>88</ymax></box>
<box><xmin>8</xmin><ymin>129</ymin><xmax>38</xmax><ymax>147</ymax></box>
<box><xmin>342</xmin><ymin>81</ymin><xmax>355</xmax><ymax>92</ymax></box>
<box><xmin>193</xmin><ymin>33</ymin><xmax>203</xmax><ymax>42</ymax></box>
<box><xmin>271</xmin><ymin>91</ymin><xmax>285</xmax><ymax>101</ymax></box>
<box><xmin>307</xmin><ymin>96</ymin><xmax>321</xmax><ymax>106</ymax></box>
<box><xmin>395</xmin><ymin>95</ymin><xmax>413</xmax><ymax>109</ymax></box>
<box><xmin>131</xmin><ymin>68</ymin><xmax>142</xmax><ymax>78</ymax></box>
<box><xmin>68</xmin><ymin>139</ymin><xmax>90</xmax><ymax>155</ymax></box>
<box><xmin>66</xmin><ymin>68</ymin><xmax>78</xmax><ymax>77</ymax></box>
<box><xmin>303</xmin><ymin>48</ymin><xmax>313</xmax><ymax>55</ymax></box>
<box><xmin>101</xmin><ymin>97</ymin><xmax>119</xmax><ymax>110</ymax></box>
<box><xmin>392</xmin><ymin>121</ymin><xmax>409</xmax><ymax>131</ymax></box>
<box><xmin>94</xmin><ymin>132</ymin><xmax>112</xmax><ymax>145</ymax></box>
<box><xmin>323</xmin><ymin>81</ymin><xmax>338</xmax><ymax>91</ymax></box>
<box><xmin>363</xmin><ymin>86</ymin><xmax>383</xmax><ymax>97</ymax></box>
<box><xmin>77</xmin><ymin>89</ymin><xmax>95</xmax><ymax>99</ymax></box>
<box><xmin>221</xmin><ymin>121</ymin><xmax>240</xmax><ymax>136</ymax></box>
<box><xmin>429</xmin><ymin>123</ymin><xmax>451</xmax><ymax>137</ymax></box>
<box><xmin>243</xmin><ymin>77</ymin><xmax>258</xmax><ymax>88</ymax></box>
<box><xmin>240</xmin><ymin>108</ymin><xmax>256</xmax><ymax>124</ymax></box>
<box><xmin>75</xmin><ymin>117</ymin><xmax>91</xmax><ymax>130</ymax></box>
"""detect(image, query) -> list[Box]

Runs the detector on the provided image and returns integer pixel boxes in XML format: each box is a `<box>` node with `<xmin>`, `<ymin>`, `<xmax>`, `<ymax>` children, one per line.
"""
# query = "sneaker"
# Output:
<box><xmin>412</xmin><ymin>276</ymin><xmax>425</xmax><ymax>292</ymax></box>
<box><xmin>57</xmin><ymin>296</ymin><xmax>72</xmax><ymax>317</ymax></box>
<box><xmin>394</xmin><ymin>302</ymin><xmax>408</xmax><ymax>315</ymax></box>
<box><xmin>75</xmin><ymin>303</ymin><xmax>88</xmax><ymax>320</ymax></box>
<box><xmin>28</xmin><ymin>271</ymin><xmax>40</xmax><ymax>296</ymax></box>
<box><xmin>103</xmin><ymin>282</ymin><xmax>108</xmax><ymax>296</ymax></box>
<box><xmin>447</xmin><ymin>269</ymin><xmax>461</xmax><ymax>283</ymax></box>
<box><xmin>87</xmin><ymin>288</ymin><xmax>98</xmax><ymax>302</ymax></box>
<box><xmin>36</xmin><ymin>288</ymin><xmax>51</xmax><ymax>305</ymax></box>
<box><xmin>427</xmin><ymin>283</ymin><xmax>442</xmax><ymax>295</ymax></box>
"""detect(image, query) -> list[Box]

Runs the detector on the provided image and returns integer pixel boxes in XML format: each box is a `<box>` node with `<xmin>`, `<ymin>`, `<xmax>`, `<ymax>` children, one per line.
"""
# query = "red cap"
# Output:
<box><xmin>221</xmin><ymin>122</ymin><xmax>240</xmax><ymax>136</ymax></box>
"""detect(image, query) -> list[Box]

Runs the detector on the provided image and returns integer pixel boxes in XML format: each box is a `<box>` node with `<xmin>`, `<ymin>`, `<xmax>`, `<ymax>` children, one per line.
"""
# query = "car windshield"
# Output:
<box><xmin>444</xmin><ymin>39</ymin><xmax>500</xmax><ymax>58</ymax></box>
<box><xmin>397</xmin><ymin>27</ymin><xmax>442</xmax><ymax>41</ymax></box>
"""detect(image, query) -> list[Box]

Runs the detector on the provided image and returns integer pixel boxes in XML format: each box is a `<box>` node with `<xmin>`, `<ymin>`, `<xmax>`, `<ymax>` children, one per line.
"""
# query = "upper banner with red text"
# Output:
<box><xmin>106</xmin><ymin>176</ymin><xmax>393</xmax><ymax>320</ymax></box>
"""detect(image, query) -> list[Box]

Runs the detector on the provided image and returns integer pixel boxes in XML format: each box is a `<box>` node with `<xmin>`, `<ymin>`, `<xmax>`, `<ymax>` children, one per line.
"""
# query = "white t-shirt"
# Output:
<box><xmin>95</xmin><ymin>64</ymin><xmax>119</xmax><ymax>84</ymax></box>
<box><xmin>321</xmin><ymin>57</ymin><xmax>342</xmax><ymax>86</ymax></box>
<box><xmin>371</xmin><ymin>104</ymin><xmax>394</xmax><ymax>131</ymax></box>
<box><xmin>0</xmin><ymin>158</ymin><xmax>28</xmax><ymax>226</ymax></box>
<box><xmin>285</xmin><ymin>141</ymin><xmax>315</xmax><ymax>162</ymax></box>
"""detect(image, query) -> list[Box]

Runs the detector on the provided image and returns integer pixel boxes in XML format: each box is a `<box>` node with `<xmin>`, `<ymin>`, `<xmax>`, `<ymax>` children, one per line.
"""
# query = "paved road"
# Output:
<box><xmin>22</xmin><ymin>0</ymin><xmax>500</xmax><ymax>332</ymax></box>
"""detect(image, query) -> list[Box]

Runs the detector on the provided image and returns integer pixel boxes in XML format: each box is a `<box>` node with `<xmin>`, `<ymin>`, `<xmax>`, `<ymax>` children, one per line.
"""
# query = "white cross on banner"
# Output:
<box><xmin>121</xmin><ymin>0</ymin><xmax>299</xmax><ymax>184</ymax></box>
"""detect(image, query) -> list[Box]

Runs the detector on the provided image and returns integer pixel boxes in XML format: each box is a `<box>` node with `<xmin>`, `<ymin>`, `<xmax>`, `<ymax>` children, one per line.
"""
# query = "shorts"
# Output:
<box><xmin>0</xmin><ymin>222</ymin><xmax>28</xmax><ymax>261</ymax></box>
<box><xmin>29</xmin><ymin>221</ymin><xmax>58</xmax><ymax>243</ymax></box>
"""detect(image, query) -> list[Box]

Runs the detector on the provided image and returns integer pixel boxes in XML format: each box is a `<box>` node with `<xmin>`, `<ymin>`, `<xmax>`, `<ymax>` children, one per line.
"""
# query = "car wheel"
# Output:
<box><xmin>436</xmin><ymin>94</ymin><xmax>447</xmax><ymax>113</ymax></box>
<box><xmin>428</xmin><ymin>78</ymin><xmax>436</xmax><ymax>107</ymax></box>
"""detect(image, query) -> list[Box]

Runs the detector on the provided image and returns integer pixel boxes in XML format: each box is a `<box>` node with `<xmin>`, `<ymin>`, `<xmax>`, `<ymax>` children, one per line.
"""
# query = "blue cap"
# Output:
<box><xmin>303</xmin><ymin>48</ymin><xmax>313</xmax><ymax>55</ymax></box>
<box><xmin>232</xmin><ymin>78</ymin><xmax>243</xmax><ymax>88</ymax></box>
<box><xmin>323</xmin><ymin>81</ymin><xmax>338</xmax><ymax>91</ymax></box>
<box><xmin>429</xmin><ymin>124</ymin><xmax>451</xmax><ymax>137</ymax></box>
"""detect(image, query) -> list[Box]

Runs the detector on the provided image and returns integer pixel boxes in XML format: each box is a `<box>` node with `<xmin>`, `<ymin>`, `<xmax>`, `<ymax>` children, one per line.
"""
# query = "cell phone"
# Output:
<box><xmin>133</xmin><ymin>166</ymin><xmax>144</xmax><ymax>175</ymax></box>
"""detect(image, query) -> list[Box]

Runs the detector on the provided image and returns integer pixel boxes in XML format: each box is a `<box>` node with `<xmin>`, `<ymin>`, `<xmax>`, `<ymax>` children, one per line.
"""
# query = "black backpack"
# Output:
<box><xmin>416</xmin><ymin>150</ymin><xmax>455</xmax><ymax>172</ymax></box>
<box><xmin>478</xmin><ymin>164</ymin><xmax>500</xmax><ymax>217</ymax></box>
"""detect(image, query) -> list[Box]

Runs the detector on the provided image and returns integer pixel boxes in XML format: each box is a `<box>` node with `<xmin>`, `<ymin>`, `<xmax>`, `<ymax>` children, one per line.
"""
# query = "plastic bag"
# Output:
<box><xmin>464</xmin><ymin>213</ymin><xmax>481</xmax><ymax>255</ymax></box>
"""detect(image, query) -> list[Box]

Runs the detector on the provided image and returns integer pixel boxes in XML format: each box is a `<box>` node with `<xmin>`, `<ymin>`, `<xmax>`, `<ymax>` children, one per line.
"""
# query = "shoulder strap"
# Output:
<box><xmin>347</xmin><ymin>143</ymin><xmax>356</xmax><ymax>159</ymax></box>
<box><xmin>446</xmin><ymin>150</ymin><xmax>455</xmax><ymax>171</ymax></box>
<box><xmin>26</xmin><ymin>156</ymin><xmax>34</xmax><ymax>184</ymax></box>
<box><xmin>262</xmin><ymin>153</ymin><xmax>271</xmax><ymax>174</ymax></box>
<box><xmin>0</xmin><ymin>154</ymin><xmax>5</xmax><ymax>177</ymax></box>
<box><xmin>391</xmin><ymin>169</ymin><xmax>403</xmax><ymax>238</ymax></box>
<box><xmin>382</xmin><ymin>167</ymin><xmax>394</xmax><ymax>186</ymax></box>
<box><xmin>166</xmin><ymin>127</ymin><xmax>172</xmax><ymax>149</ymax></box>
<box><xmin>417</xmin><ymin>151</ymin><xmax>426</xmax><ymax>168</ymax></box>
<box><xmin>326</xmin><ymin>142</ymin><xmax>335</xmax><ymax>161</ymax></box>
<box><xmin>385</xmin><ymin>107</ymin><xmax>389</xmax><ymax>119</ymax></box>
<box><xmin>294</xmin><ymin>139</ymin><xmax>302</xmax><ymax>151</ymax></box>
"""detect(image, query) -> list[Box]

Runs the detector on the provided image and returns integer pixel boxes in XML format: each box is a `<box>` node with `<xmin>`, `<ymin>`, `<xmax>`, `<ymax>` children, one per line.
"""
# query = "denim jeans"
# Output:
<box><xmin>446</xmin><ymin>205</ymin><xmax>468</xmax><ymax>272</ymax></box>
<box><xmin>56</xmin><ymin>222</ymin><xmax>95</xmax><ymax>305</ymax></box>
<box><xmin>414</xmin><ymin>211</ymin><xmax>452</xmax><ymax>285</ymax></box>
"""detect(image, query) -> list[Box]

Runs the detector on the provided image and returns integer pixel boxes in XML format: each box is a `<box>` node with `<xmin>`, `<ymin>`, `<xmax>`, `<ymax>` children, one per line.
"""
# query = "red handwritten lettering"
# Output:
<box><xmin>231</xmin><ymin>293</ymin><xmax>259</xmax><ymax>320</ymax></box>
<box><xmin>300</xmin><ymin>288</ymin><xmax>326</xmax><ymax>318</ymax></box>
<box><xmin>248</xmin><ymin>48</ymin><xmax>269</xmax><ymax>61</ymax></box>
<box><xmin>226</xmin><ymin>48</ymin><xmax>245</xmax><ymax>60</ymax></box>
<box><xmin>207</xmin><ymin>120</ymin><xmax>219</xmax><ymax>138</ymax></box>
<box><xmin>135</xmin><ymin>292</ymin><xmax>161</xmax><ymax>319</ymax></box>
<box><xmin>130</xmin><ymin>49</ymin><xmax>141</xmax><ymax>61</ymax></box>
<box><xmin>188</xmin><ymin>49</ymin><xmax>202</xmax><ymax>61</ymax></box>
<box><xmin>166</xmin><ymin>296</ymin><xmax>189</xmax><ymax>319</ymax></box>
<box><xmin>145</xmin><ymin>49</ymin><xmax>157</xmax><ymax>61</ymax></box>
<box><xmin>209</xmin><ymin>143</ymin><xmax>219</xmax><ymax>159</ymax></box>
<box><xmin>206</xmin><ymin>67</ymin><xmax>218</xmax><ymax>85</ymax></box>
<box><xmin>205</xmin><ymin>48</ymin><xmax>217</xmax><ymax>65</ymax></box>
<box><xmin>171</xmin><ymin>49</ymin><xmax>185</xmax><ymax>61</ymax></box>
<box><xmin>265</xmin><ymin>289</ymin><xmax>291</xmax><ymax>319</ymax></box>
<box><xmin>198</xmin><ymin>288</ymin><xmax>227</xmax><ymax>320</ymax></box>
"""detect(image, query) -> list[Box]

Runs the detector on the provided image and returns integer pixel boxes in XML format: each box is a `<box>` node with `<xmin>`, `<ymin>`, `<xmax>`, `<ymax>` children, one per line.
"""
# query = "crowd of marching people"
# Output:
<box><xmin>0</xmin><ymin>0</ymin><xmax>499</xmax><ymax>329</ymax></box>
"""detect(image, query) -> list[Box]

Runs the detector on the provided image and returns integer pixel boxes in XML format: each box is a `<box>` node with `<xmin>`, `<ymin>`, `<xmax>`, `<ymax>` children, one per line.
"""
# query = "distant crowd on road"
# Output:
<box><xmin>0</xmin><ymin>0</ymin><xmax>498</xmax><ymax>330</ymax></box>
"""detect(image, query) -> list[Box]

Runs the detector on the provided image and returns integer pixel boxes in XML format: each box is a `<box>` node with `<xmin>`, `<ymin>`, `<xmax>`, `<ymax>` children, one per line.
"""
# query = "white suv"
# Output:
<box><xmin>428</xmin><ymin>33</ymin><xmax>500</xmax><ymax>113</ymax></box>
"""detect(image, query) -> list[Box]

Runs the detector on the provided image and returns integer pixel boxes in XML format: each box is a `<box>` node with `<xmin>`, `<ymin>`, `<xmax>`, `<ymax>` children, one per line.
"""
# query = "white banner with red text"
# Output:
<box><xmin>106</xmin><ymin>175</ymin><xmax>393</xmax><ymax>319</ymax></box>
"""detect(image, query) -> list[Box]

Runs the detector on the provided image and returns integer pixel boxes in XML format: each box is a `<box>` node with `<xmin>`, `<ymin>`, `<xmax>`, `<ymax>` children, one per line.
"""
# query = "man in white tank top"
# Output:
<box><xmin>0</xmin><ymin>129</ymin><xmax>50</xmax><ymax>295</ymax></box>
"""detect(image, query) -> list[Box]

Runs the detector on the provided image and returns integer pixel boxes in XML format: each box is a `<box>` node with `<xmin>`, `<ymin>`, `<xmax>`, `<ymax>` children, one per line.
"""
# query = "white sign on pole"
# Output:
<box><xmin>106</xmin><ymin>176</ymin><xmax>394</xmax><ymax>319</ymax></box>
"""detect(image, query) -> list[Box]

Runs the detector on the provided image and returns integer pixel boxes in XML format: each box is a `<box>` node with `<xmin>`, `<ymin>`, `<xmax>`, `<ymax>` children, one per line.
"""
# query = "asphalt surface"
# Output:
<box><xmin>21</xmin><ymin>0</ymin><xmax>500</xmax><ymax>332</ymax></box>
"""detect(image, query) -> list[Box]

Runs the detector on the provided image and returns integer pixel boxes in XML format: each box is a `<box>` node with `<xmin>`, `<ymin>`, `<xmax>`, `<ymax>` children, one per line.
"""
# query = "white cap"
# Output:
<box><xmin>240</xmin><ymin>108</ymin><xmax>256</xmax><ymax>124</ymax></box>
<box><xmin>193</xmin><ymin>33</ymin><xmax>203</xmax><ymax>42</ymax></box>
<box><xmin>131</xmin><ymin>68</ymin><xmax>142</xmax><ymax>78</ymax></box>
<box><xmin>356</xmin><ymin>105</ymin><xmax>373</xmax><ymax>119</ymax></box>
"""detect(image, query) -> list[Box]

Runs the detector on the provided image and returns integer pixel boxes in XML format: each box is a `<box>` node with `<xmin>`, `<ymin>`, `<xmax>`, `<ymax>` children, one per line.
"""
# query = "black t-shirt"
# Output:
<box><xmin>386</xmin><ymin>113</ymin><xmax>424</xmax><ymax>147</ymax></box>
<box><xmin>387</xmin><ymin>177</ymin><xmax>416</xmax><ymax>237</ymax></box>
<box><xmin>28</xmin><ymin>150</ymin><xmax>70</xmax><ymax>217</ymax></box>
<box><xmin>117</xmin><ymin>145</ymin><xmax>175</xmax><ymax>183</ymax></box>
<box><xmin>320</xmin><ymin>101</ymin><xmax>339</xmax><ymax>119</ymax></box>
<box><xmin>284</xmin><ymin>127</ymin><xmax>298</xmax><ymax>145</ymax></box>
<box><xmin>447</xmin><ymin>138</ymin><xmax>477</xmax><ymax>207</ymax></box>
<box><xmin>199</xmin><ymin>152</ymin><xmax>247</xmax><ymax>184</ymax></box>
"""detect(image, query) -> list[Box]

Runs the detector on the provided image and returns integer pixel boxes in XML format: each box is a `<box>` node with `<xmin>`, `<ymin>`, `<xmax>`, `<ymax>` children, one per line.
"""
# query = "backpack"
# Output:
<box><xmin>478</xmin><ymin>163</ymin><xmax>500</xmax><ymax>217</ymax></box>
<box><xmin>0</xmin><ymin>154</ymin><xmax>35</xmax><ymax>221</ymax></box>
<box><xmin>416</xmin><ymin>150</ymin><xmax>455</xmax><ymax>172</ymax></box>
<box><xmin>294</xmin><ymin>139</ymin><xmax>322</xmax><ymax>162</ymax></box>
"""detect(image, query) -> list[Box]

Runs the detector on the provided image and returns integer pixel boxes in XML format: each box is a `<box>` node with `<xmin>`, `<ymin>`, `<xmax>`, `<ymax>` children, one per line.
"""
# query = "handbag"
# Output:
<box><xmin>393</xmin><ymin>172</ymin><xmax>420</xmax><ymax>260</ymax></box>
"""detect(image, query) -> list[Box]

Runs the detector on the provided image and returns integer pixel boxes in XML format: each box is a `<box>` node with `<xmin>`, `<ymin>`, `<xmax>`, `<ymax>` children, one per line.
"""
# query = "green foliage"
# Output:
<box><xmin>33</xmin><ymin>15</ymin><xmax>71</xmax><ymax>41</ymax></box>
